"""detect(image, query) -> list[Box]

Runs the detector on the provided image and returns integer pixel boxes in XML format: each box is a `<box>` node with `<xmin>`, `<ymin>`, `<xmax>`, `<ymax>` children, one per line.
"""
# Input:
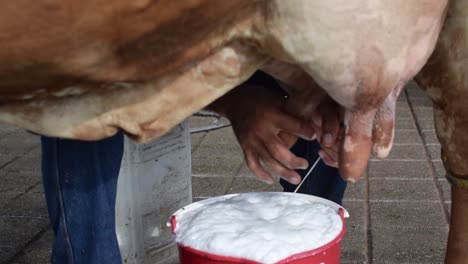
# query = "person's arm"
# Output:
<box><xmin>206</xmin><ymin>73</ymin><xmax>315</xmax><ymax>184</ymax></box>
<box><xmin>206</xmin><ymin>70</ymin><xmax>343</xmax><ymax>183</ymax></box>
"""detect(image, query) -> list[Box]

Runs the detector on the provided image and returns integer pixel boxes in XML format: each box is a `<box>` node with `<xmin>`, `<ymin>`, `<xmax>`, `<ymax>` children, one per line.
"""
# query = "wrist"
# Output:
<box><xmin>205</xmin><ymin>85</ymin><xmax>246</xmax><ymax>118</ymax></box>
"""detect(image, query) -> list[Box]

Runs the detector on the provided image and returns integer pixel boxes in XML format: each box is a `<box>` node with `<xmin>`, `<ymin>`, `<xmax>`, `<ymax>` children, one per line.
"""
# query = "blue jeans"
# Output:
<box><xmin>41</xmin><ymin>136</ymin><xmax>346</xmax><ymax>263</ymax></box>
<box><xmin>41</xmin><ymin>133</ymin><xmax>124</xmax><ymax>264</ymax></box>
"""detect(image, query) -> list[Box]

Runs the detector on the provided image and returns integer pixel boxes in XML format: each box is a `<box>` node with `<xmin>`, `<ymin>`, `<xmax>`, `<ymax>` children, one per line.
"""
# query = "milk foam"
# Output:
<box><xmin>174</xmin><ymin>192</ymin><xmax>343</xmax><ymax>263</ymax></box>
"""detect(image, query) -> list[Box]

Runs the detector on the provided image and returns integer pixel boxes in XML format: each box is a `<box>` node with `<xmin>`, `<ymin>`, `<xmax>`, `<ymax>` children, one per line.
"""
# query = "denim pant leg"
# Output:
<box><xmin>280</xmin><ymin>139</ymin><xmax>347</xmax><ymax>205</ymax></box>
<box><xmin>41</xmin><ymin>133</ymin><xmax>124</xmax><ymax>264</ymax></box>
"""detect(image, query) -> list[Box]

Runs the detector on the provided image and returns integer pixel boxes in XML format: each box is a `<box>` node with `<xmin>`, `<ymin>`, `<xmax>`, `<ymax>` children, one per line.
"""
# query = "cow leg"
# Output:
<box><xmin>447</xmin><ymin>187</ymin><xmax>468</xmax><ymax>263</ymax></box>
<box><xmin>416</xmin><ymin>1</ymin><xmax>468</xmax><ymax>262</ymax></box>
<box><xmin>417</xmin><ymin>52</ymin><xmax>468</xmax><ymax>264</ymax></box>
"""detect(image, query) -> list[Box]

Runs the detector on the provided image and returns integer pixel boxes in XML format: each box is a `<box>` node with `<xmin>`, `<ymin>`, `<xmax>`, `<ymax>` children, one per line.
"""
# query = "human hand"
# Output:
<box><xmin>313</xmin><ymin>97</ymin><xmax>343</xmax><ymax>168</ymax></box>
<box><xmin>213</xmin><ymin>83</ymin><xmax>316</xmax><ymax>185</ymax></box>
<box><xmin>261</xmin><ymin>61</ymin><xmax>342</xmax><ymax>168</ymax></box>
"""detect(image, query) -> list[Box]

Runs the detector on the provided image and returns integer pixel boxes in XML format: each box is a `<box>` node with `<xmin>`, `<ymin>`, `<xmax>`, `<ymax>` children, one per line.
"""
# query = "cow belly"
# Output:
<box><xmin>0</xmin><ymin>43</ymin><xmax>267</xmax><ymax>142</ymax></box>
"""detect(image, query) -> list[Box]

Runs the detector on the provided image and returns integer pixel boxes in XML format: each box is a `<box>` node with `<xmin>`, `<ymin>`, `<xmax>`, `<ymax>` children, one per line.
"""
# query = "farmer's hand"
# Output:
<box><xmin>281</xmin><ymin>77</ymin><xmax>342</xmax><ymax>169</ymax></box>
<box><xmin>208</xmin><ymin>83</ymin><xmax>316</xmax><ymax>185</ymax></box>
<box><xmin>312</xmin><ymin>97</ymin><xmax>343</xmax><ymax>168</ymax></box>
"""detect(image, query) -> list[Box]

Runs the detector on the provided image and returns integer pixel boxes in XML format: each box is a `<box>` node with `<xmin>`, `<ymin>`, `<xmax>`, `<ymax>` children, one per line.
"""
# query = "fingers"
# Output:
<box><xmin>277</xmin><ymin>111</ymin><xmax>316</xmax><ymax>141</ymax></box>
<box><xmin>319</xmin><ymin>148</ymin><xmax>338</xmax><ymax>168</ymax></box>
<box><xmin>243</xmin><ymin>130</ymin><xmax>307</xmax><ymax>185</ymax></box>
<box><xmin>245</xmin><ymin>150</ymin><xmax>275</xmax><ymax>184</ymax></box>
<box><xmin>257</xmin><ymin>142</ymin><xmax>302</xmax><ymax>184</ymax></box>
<box><xmin>319</xmin><ymin>98</ymin><xmax>340</xmax><ymax>148</ymax></box>
<box><xmin>265</xmin><ymin>137</ymin><xmax>309</xmax><ymax>170</ymax></box>
<box><xmin>277</xmin><ymin>131</ymin><xmax>298</xmax><ymax>149</ymax></box>
<box><xmin>339</xmin><ymin>109</ymin><xmax>376</xmax><ymax>182</ymax></box>
<box><xmin>318</xmin><ymin>128</ymin><xmax>342</xmax><ymax>168</ymax></box>
<box><xmin>319</xmin><ymin>121</ymin><xmax>344</xmax><ymax>168</ymax></box>
<box><xmin>372</xmin><ymin>92</ymin><xmax>397</xmax><ymax>159</ymax></box>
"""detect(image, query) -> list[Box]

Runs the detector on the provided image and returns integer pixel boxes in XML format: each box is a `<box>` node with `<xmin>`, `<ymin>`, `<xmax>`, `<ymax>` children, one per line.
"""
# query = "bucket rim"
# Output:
<box><xmin>169</xmin><ymin>192</ymin><xmax>348</xmax><ymax>263</ymax></box>
<box><xmin>169</xmin><ymin>192</ymin><xmax>349</xmax><ymax>231</ymax></box>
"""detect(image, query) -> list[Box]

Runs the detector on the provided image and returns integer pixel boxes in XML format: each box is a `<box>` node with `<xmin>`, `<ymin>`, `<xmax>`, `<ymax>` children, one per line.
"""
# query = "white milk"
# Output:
<box><xmin>173</xmin><ymin>192</ymin><xmax>343</xmax><ymax>263</ymax></box>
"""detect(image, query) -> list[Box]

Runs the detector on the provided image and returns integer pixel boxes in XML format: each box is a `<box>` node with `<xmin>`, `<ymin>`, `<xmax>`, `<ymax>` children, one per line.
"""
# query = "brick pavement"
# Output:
<box><xmin>0</xmin><ymin>81</ymin><xmax>449</xmax><ymax>263</ymax></box>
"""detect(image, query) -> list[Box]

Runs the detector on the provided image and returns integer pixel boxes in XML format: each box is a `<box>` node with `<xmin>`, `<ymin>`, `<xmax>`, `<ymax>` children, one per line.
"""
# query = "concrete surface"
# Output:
<box><xmin>0</xmin><ymin>82</ymin><xmax>450</xmax><ymax>263</ymax></box>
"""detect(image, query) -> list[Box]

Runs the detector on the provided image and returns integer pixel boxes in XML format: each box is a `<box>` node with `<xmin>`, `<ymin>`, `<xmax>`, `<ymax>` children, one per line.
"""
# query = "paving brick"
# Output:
<box><xmin>155</xmin><ymin>255</ymin><xmax>179</xmax><ymax>264</ymax></box>
<box><xmin>0</xmin><ymin>131</ymin><xmax>40</xmax><ymax>156</ymax></box>
<box><xmin>396</xmin><ymin>106</ymin><xmax>413</xmax><ymax>119</ymax></box>
<box><xmin>2</xmin><ymin>148</ymin><xmax>41</xmax><ymax>174</ymax></box>
<box><xmin>375</xmin><ymin>145</ymin><xmax>426</xmax><ymax>160</ymax></box>
<box><xmin>369</xmin><ymin>179</ymin><xmax>439</xmax><ymax>201</ymax></box>
<box><xmin>432</xmin><ymin>161</ymin><xmax>446</xmax><ymax>180</ymax></box>
<box><xmin>372</xmin><ymin>227</ymin><xmax>447</xmax><ymax>264</ymax></box>
<box><xmin>2</xmin><ymin>191</ymin><xmax>48</xmax><ymax>218</ymax></box>
<box><xmin>0</xmin><ymin>191</ymin><xmax>21</xmax><ymax>210</ymax></box>
<box><xmin>235</xmin><ymin>163</ymin><xmax>255</xmax><ymax>178</ymax></box>
<box><xmin>0</xmin><ymin>171</ymin><xmax>42</xmax><ymax>193</ymax></box>
<box><xmin>397</xmin><ymin>93</ymin><xmax>407</xmax><ymax>102</ymax></box>
<box><xmin>30</xmin><ymin>184</ymin><xmax>45</xmax><ymax>194</ymax></box>
<box><xmin>405</xmin><ymin>81</ymin><xmax>426</xmax><ymax>96</ymax></box>
<box><xmin>426</xmin><ymin>145</ymin><xmax>442</xmax><ymax>161</ymax></box>
<box><xmin>421</xmin><ymin>130</ymin><xmax>440</xmax><ymax>144</ymax></box>
<box><xmin>190</xmin><ymin>132</ymin><xmax>205</xmax><ymax>152</ymax></box>
<box><xmin>8</xmin><ymin>247</ymin><xmax>50</xmax><ymax>264</ymax></box>
<box><xmin>416</xmin><ymin>118</ymin><xmax>436</xmax><ymax>131</ymax></box>
<box><xmin>0</xmin><ymin>153</ymin><xmax>16</xmax><ymax>168</ymax></box>
<box><xmin>191</xmin><ymin>176</ymin><xmax>234</xmax><ymax>198</ymax></box>
<box><xmin>198</xmin><ymin>127</ymin><xmax>239</xmax><ymax>147</ymax></box>
<box><xmin>341</xmin><ymin>225</ymin><xmax>366</xmax><ymax>264</ymax></box>
<box><xmin>8</xmin><ymin>228</ymin><xmax>53</xmax><ymax>264</ymax></box>
<box><xmin>445</xmin><ymin>202</ymin><xmax>451</xmax><ymax>216</ymax></box>
<box><xmin>0</xmin><ymin>217</ymin><xmax>49</xmax><ymax>246</ymax></box>
<box><xmin>342</xmin><ymin>201</ymin><xmax>366</xmax><ymax>228</ymax></box>
<box><xmin>410</xmin><ymin>98</ymin><xmax>434</xmax><ymax>108</ymax></box>
<box><xmin>396</xmin><ymin>100</ymin><xmax>409</xmax><ymax>108</ymax></box>
<box><xmin>191</xmin><ymin>144</ymin><xmax>244</xmax><ymax>177</ymax></box>
<box><xmin>343</xmin><ymin>180</ymin><xmax>366</xmax><ymax>200</ymax></box>
<box><xmin>368</xmin><ymin>160</ymin><xmax>432</xmax><ymax>179</ymax></box>
<box><xmin>226</xmin><ymin>175</ymin><xmax>282</xmax><ymax>194</ymax></box>
<box><xmin>395</xmin><ymin>107</ymin><xmax>413</xmax><ymax>120</ymax></box>
<box><xmin>395</xmin><ymin>119</ymin><xmax>416</xmax><ymax>130</ymax></box>
<box><xmin>0</xmin><ymin>245</ymin><xmax>16</xmax><ymax>264</ymax></box>
<box><xmin>0</xmin><ymin>124</ymin><xmax>19</xmax><ymax>138</ymax></box>
<box><xmin>369</xmin><ymin>202</ymin><xmax>447</xmax><ymax>228</ymax></box>
<box><xmin>413</xmin><ymin>107</ymin><xmax>434</xmax><ymax>120</ymax></box>
<box><xmin>393</xmin><ymin>130</ymin><xmax>422</xmax><ymax>145</ymax></box>
<box><xmin>407</xmin><ymin>91</ymin><xmax>431</xmax><ymax>101</ymax></box>
<box><xmin>396</xmin><ymin>105</ymin><xmax>411</xmax><ymax>112</ymax></box>
<box><xmin>232</xmin><ymin>162</ymin><xmax>302</xmax><ymax>192</ymax></box>
<box><xmin>438</xmin><ymin>179</ymin><xmax>451</xmax><ymax>203</ymax></box>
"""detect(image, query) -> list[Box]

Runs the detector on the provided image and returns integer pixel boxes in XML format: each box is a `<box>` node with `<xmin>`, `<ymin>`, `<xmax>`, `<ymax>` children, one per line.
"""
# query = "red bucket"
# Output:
<box><xmin>169</xmin><ymin>193</ymin><xmax>348</xmax><ymax>264</ymax></box>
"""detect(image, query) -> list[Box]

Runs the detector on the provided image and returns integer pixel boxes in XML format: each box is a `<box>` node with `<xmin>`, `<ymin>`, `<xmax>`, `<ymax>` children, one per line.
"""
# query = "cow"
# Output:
<box><xmin>416</xmin><ymin>1</ymin><xmax>468</xmax><ymax>262</ymax></box>
<box><xmin>0</xmin><ymin>0</ymin><xmax>464</xmax><ymax>262</ymax></box>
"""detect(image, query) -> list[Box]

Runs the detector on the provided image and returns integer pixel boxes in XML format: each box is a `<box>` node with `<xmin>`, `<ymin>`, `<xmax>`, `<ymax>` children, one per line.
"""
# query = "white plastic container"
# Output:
<box><xmin>116</xmin><ymin>121</ymin><xmax>192</xmax><ymax>264</ymax></box>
